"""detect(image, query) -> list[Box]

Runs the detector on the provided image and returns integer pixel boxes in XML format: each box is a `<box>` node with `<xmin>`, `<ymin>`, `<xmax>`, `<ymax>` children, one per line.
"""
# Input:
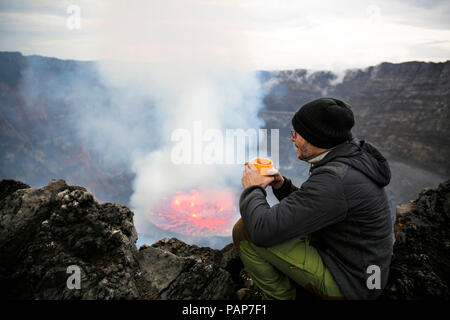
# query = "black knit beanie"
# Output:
<box><xmin>291</xmin><ymin>98</ymin><xmax>355</xmax><ymax>149</ymax></box>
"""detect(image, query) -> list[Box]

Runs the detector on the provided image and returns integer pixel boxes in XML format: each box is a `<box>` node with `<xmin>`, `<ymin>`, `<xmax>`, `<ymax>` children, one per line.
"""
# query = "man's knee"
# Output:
<box><xmin>232</xmin><ymin>218</ymin><xmax>252</xmax><ymax>251</ymax></box>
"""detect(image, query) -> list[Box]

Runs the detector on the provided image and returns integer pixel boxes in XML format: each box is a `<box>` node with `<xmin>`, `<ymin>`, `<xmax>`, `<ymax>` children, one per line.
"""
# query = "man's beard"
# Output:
<box><xmin>295</xmin><ymin>142</ymin><xmax>315</xmax><ymax>160</ymax></box>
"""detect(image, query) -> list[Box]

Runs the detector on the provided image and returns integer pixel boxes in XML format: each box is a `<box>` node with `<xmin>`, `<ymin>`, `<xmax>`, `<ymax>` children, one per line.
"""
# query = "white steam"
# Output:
<box><xmin>79</xmin><ymin>1</ymin><xmax>267</xmax><ymax>248</ymax></box>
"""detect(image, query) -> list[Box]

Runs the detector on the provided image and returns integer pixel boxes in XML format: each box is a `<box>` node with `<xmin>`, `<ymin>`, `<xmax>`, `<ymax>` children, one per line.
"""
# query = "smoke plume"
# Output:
<box><xmin>76</xmin><ymin>1</ymin><xmax>268</xmax><ymax>248</ymax></box>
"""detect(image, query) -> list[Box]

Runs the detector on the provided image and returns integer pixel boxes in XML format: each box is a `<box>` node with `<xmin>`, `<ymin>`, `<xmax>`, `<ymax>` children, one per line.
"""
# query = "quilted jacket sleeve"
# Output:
<box><xmin>239</xmin><ymin>170</ymin><xmax>348</xmax><ymax>247</ymax></box>
<box><xmin>272</xmin><ymin>176</ymin><xmax>299</xmax><ymax>201</ymax></box>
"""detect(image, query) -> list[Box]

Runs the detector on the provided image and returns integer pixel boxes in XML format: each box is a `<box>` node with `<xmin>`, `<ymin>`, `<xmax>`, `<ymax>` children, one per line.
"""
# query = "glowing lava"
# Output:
<box><xmin>147</xmin><ymin>189</ymin><xmax>237</xmax><ymax>237</ymax></box>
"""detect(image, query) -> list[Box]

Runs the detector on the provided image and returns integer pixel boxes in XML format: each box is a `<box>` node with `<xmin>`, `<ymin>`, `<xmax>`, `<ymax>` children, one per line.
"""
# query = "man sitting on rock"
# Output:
<box><xmin>233</xmin><ymin>98</ymin><xmax>393</xmax><ymax>300</ymax></box>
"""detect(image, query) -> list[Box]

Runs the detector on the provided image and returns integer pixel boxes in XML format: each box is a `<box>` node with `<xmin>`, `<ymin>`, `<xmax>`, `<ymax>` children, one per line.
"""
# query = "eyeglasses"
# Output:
<box><xmin>290</xmin><ymin>129</ymin><xmax>297</xmax><ymax>139</ymax></box>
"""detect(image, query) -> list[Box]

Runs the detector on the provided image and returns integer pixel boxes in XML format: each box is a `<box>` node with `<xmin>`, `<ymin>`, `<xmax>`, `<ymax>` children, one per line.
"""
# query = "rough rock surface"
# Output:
<box><xmin>0</xmin><ymin>179</ymin><xmax>238</xmax><ymax>299</ymax></box>
<box><xmin>136</xmin><ymin>242</ymin><xmax>237</xmax><ymax>300</ymax></box>
<box><xmin>381</xmin><ymin>180</ymin><xmax>450</xmax><ymax>299</ymax></box>
<box><xmin>0</xmin><ymin>179</ymin><xmax>139</xmax><ymax>299</ymax></box>
<box><xmin>1</xmin><ymin>178</ymin><xmax>449</xmax><ymax>299</ymax></box>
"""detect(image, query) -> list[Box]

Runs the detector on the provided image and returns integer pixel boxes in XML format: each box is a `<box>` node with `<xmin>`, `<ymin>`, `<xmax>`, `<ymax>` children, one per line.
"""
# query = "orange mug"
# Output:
<box><xmin>250</xmin><ymin>157</ymin><xmax>277</xmax><ymax>176</ymax></box>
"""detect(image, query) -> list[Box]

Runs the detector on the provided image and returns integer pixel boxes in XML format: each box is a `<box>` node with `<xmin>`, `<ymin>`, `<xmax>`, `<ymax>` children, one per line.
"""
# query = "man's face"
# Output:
<box><xmin>290</xmin><ymin>130</ymin><xmax>315</xmax><ymax>160</ymax></box>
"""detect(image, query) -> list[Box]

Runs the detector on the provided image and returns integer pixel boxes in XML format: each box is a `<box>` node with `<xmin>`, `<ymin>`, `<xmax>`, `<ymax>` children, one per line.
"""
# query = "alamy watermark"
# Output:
<box><xmin>366</xmin><ymin>4</ymin><xmax>381</xmax><ymax>25</ymax></box>
<box><xmin>170</xmin><ymin>121</ymin><xmax>280</xmax><ymax>167</ymax></box>
<box><xmin>66</xmin><ymin>5</ymin><xmax>81</xmax><ymax>30</ymax></box>
<box><xmin>66</xmin><ymin>265</ymin><xmax>81</xmax><ymax>290</ymax></box>
<box><xmin>366</xmin><ymin>265</ymin><xmax>381</xmax><ymax>290</ymax></box>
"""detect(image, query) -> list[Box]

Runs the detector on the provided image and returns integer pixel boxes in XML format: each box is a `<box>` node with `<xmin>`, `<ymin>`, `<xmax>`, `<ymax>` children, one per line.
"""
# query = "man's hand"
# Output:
<box><xmin>241</xmin><ymin>162</ymin><xmax>274</xmax><ymax>189</ymax></box>
<box><xmin>269</xmin><ymin>171</ymin><xmax>285</xmax><ymax>190</ymax></box>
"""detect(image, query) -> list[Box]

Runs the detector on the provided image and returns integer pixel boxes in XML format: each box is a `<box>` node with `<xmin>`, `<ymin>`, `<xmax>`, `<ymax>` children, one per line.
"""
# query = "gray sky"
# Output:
<box><xmin>0</xmin><ymin>0</ymin><xmax>449</xmax><ymax>70</ymax></box>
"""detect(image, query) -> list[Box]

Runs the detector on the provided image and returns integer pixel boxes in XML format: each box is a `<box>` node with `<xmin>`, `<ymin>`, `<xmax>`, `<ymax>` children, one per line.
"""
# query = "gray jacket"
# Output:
<box><xmin>239</xmin><ymin>138</ymin><xmax>393</xmax><ymax>299</ymax></box>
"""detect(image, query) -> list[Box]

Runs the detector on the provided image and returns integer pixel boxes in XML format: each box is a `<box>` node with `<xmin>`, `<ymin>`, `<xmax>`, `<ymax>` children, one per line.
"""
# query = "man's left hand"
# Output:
<box><xmin>241</xmin><ymin>162</ymin><xmax>275</xmax><ymax>189</ymax></box>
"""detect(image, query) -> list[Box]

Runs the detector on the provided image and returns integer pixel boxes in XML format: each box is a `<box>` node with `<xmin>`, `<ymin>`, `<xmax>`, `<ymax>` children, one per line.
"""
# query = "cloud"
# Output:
<box><xmin>377</xmin><ymin>0</ymin><xmax>450</xmax><ymax>30</ymax></box>
<box><xmin>0</xmin><ymin>0</ymin><xmax>449</xmax><ymax>69</ymax></box>
<box><xmin>408</xmin><ymin>40</ymin><xmax>450</xmax><ymax>60</ymax></box>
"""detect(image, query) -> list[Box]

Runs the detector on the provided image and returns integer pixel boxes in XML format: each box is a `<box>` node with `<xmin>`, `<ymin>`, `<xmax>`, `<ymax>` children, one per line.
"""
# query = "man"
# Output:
<box><xmin>233</xmin><ymin>97</ymin><xmax>393</xmax><ymax>300</ymax></box>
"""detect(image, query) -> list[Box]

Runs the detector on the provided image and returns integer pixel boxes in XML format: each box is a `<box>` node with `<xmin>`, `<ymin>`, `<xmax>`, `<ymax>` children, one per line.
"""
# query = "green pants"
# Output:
<box><xmin>233</xmin><ymin>219</ymin><xmax>343</xmax><ymax>300</ymax></box>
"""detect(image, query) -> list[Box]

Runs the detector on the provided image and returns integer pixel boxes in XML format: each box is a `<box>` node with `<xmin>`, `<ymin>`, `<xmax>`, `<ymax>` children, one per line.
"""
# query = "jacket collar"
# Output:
<box><xmin>310</xmin><ymin>139</ymin><xmax>360</xmax><ymax>169</ymax></box>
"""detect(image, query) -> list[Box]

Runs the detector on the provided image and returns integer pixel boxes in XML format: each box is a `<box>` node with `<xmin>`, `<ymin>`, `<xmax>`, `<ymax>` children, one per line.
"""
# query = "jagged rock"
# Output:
<box><xmin>0</xmin><ymin>179</ymin><xmax>140</xmax><ymax>299</ymax></box>
<box><xmin>137</xmin><ymin>244</ymin><xmax>238</xmax><ymax>299</ymax></box>
<box><xmin>160</xmin><ymin>260</ymin><xmax>235</xmax><ymax>300</ymax></box>
<box><xmin>0</xmin><ymin>179</ymin><xmax>239</xmax><ymax>300</ymax></box>
<box><xmin>151</xmin><ymin>238</ymin><xmax>243</xmax><ymax>281</ymax></box>
<box><xmin>145</xmin><ymin>238</ymin><xmax>241</xmax><ymax>299</ymax></box>
<box><xmin>1</xmin><ymin>178</ymin><xmax>449</xmax><ymax>299</ymax></box>
<box><xmin>382</xmin><ymin>180</ymin><xmax>450</xmax><ymax>299</ymax></box>
<box><xmin>0</xmin><ymin>179</ymin><xmax>30</xmax><ymax>200</ymax></box>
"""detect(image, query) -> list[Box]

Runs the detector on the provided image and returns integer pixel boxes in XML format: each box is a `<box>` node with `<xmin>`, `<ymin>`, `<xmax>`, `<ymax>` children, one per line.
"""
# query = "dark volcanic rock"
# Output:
<box><xmin>137</xmin><ymin>245</ymin><xmax>236</xmax><ymax>300</ymax></box>
<box><xmin>1</xmin><ymin>178</ymin><xmax>449</xmax><ymax>300</ymax></box>
<box><xmin>146</xmin><ymin>238</ymin><xmax>244</xmax><ymax>299</ymax></box>
<box><xmin>382</xmin><ymin>180</ymin><xmax>450</xmax><ymax>299</ymax></box>
<box><xmin>0</xmin><ymin>179</ymin><xmax>30</xmax><ymax>200</ymax></box>
<box><xmin>0</xmin><ymin>179</ymin><xmax>139</xmax><ymax>299</ymax></box>
<box><xmin>151</xmin><ymin>238</ymin><xmax>242</xmax><ymax>279</ymax></box>
<box><xmin>0</xmin><ymin>179</ymin><xmax>239</xmax><ymax>300</ymax></box>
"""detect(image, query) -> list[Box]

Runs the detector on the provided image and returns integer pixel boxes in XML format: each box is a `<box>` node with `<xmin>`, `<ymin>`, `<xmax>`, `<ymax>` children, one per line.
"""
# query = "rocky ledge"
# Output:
<box><xmin>381</xmin><ymin>179</ymin><xmax>450</xmax><ymax>299</ymax></box>
<box><xmin>0</xmin><ymin>178</ymin><xmax>448</xmax><ymax>299</ymax></box>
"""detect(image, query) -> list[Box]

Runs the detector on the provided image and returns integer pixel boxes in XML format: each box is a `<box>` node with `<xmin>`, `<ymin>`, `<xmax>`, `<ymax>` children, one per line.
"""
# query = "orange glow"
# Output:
<box><xmin>147</xmin><ymin>189</ymin><xmax>237</xmax><ymax>237</ymax></box>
